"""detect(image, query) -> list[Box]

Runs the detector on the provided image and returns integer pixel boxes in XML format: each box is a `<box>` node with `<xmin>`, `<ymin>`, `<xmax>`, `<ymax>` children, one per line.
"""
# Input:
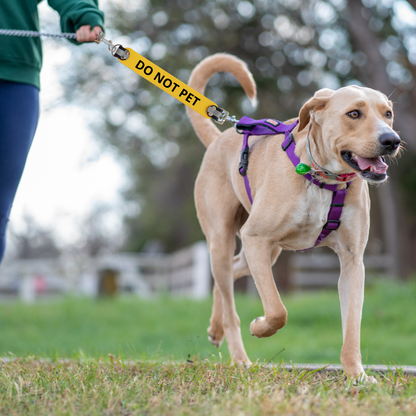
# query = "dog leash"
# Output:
<box><xmin>0</xmin><ymin>29</ymin><xmax>238</xmax><ymax>126</ymax></box>
<box><xmin>93</xmin><ymin>32</ymin><xmax>240</xmax><ymax>125</ymax></box>
<box><xmin>0</xmin><ymin>28</ymin><xmax>77</xmax><ymax>39</ymax></box>
<box><xmin>236</xmin><ymin>116</ymin><xmax>351</xmax><ymax>251</ymax></box>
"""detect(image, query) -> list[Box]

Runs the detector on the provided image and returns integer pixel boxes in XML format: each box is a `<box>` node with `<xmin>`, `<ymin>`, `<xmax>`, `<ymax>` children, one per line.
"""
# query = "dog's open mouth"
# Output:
<box><xmin>341</xmin><ymin>151</ymin><xmax>388</xmax><ymax>182</ymax></box>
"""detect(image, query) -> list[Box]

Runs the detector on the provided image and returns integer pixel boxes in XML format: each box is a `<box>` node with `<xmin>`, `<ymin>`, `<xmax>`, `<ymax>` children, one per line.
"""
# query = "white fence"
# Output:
<box><xmin>289</xmin><ymin>251</ymin><xmax>393</xmax><ymax>288</ymax></box>
<box><xmin>0</xmin><ymin>241</ymin><xmax>394</xmax><ymax>300</ymax></box>
<box><xmin>91</xmin><ymin>241</ymin><xmax>211</xmax><ymax>298</ymax></box>
<box><xmin>0</xmin><ymin>241</ymin><xmax>211</xmax><ymax>301</ymax></box>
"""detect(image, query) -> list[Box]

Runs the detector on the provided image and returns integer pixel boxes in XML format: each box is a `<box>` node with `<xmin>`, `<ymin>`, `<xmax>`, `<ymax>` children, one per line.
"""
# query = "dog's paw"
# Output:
<box><xmin>250</xmin><ymin>316</ymin><xmax>281</xmax><ymax>338</ymax></box>
<box><xmin>346</xmin><ymin>373</ymin><xmax>378</xmax><ymax>390</ymax></box>
<box><xmin>231</xmin><ymin>356</ymin><xmax>252</xmax><ymax>368</ymax></box>
<box><xmin>357</xmin><ymin>374</ymin><xmax>378</xmax><ymax>385</ymax></box>
<box><xmin>208</xmin><ymin>334</ymin><xmax>223</xmax><ymax>348</ymax></box>
<box><xmin>238</xmin><ymin>359</ymin><xmax>252</xmax><ymax>369</ymax></box>
<box><xmin>207</xmin><ymin>326</ymin><xmax>224</xmax><ymax>348</ymax></box>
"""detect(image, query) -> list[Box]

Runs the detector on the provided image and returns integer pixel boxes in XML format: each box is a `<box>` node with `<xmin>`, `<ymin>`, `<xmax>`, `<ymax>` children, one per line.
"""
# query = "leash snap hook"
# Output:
<box><xmin>207</xmin><ymin>106</ymin><xmax>241</xmax><ymax>128</ymax></box>
<box><xmin>95</xmin><ymin>31</ymin><xmax>130</xmax><ymax>60</ymax></box>
<box><xmin>227</xmin><ymin>115</ymin><xmax>240</xmax><ymax>127</ymax></box>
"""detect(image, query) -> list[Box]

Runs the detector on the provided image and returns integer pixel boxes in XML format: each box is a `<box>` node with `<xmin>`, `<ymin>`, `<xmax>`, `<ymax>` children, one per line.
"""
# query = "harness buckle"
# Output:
<box><xmin>239</xmin><ymin>146</ymin><xmax>249</xmax><ymax>177</ymax></box>
<box><xmin>282</xmin><ymin>134</ymin><xmax>294</xmax><ymax>151</ymax></box>
<box><xmin>323</xmin><ymin>219</ymin><xmax>341</xmax><ymax>230</ymax></box>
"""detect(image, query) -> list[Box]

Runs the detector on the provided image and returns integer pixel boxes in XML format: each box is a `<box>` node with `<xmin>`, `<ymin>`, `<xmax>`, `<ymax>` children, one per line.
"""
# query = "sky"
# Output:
<box><xmin>5</xmin><ymin>2</ymin><xmax>127</xmax><ymax>257</ymax></box>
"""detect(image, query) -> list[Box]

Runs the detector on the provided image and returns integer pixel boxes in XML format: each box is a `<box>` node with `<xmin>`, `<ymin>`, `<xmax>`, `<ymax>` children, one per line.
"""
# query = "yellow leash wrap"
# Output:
<box><xmin>119</xmin><ymin>48</ymin><xmax>217</xmax><ymax>119</ymax></box>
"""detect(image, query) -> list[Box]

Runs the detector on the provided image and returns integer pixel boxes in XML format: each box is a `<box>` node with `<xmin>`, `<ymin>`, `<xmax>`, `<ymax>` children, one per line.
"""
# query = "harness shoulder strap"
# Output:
<box><xmin>237</xmin><ymin>117</ymin><xmax>298</xmax><ymax>205</ymax></box>
<box><xmin>236</xmin><ymin>116</ymin><xmax>298</xmax><ymax>136</ymax></box>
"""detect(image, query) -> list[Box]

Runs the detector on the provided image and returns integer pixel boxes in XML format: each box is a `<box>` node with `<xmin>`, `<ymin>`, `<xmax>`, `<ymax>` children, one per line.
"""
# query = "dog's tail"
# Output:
<box><xmin>186</xmin><ymin>53</ymin><xmax>257</xmax><ymax>148</ymax></box>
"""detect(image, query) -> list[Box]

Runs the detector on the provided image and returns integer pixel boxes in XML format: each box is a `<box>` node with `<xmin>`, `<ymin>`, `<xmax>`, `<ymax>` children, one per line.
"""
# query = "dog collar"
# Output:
<box><xmin>306</xmin><ymin>123</ymin><xmax>357</xmax><ymax>183</ymax></box>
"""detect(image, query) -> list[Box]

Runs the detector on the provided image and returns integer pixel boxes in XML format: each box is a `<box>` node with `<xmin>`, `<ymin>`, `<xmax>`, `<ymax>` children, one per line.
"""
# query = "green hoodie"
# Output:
<box><xmin>0</xmin><ymin>0</ymin><xmax>104</xmax><ymax>90</ymax></box>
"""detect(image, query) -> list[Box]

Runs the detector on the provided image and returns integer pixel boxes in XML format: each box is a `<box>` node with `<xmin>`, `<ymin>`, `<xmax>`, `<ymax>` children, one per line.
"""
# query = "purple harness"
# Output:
<box><xmin>236</xmin><ymin>116</ymin><xmax>350</xmax><ymax>251</ymax></box>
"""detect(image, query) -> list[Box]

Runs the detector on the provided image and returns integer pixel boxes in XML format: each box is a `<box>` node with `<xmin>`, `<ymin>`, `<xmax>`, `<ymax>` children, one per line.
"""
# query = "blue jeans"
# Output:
<box><xmin>0</xmin><ymin>81</ymin><xmax>39</xmax><ymax>262</ymax></box>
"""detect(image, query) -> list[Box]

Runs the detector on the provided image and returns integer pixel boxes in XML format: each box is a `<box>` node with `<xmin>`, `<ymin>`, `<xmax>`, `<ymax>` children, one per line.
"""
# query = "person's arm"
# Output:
<box><xmin>47</xmin><ymin>0</ymin><xmax>104</xmax><ymax>44</ymax></box>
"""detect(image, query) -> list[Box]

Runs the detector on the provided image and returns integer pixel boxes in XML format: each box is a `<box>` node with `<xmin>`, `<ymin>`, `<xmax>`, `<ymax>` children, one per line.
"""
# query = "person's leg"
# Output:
<box><xmin>0</xmin><ymin>81</ymin><xmax>39</xmax><ymax>262</ymax></box>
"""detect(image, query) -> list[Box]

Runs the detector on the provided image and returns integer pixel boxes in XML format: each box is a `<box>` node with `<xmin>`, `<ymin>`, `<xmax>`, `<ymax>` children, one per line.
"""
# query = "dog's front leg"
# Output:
<box><xmin>208</xmin><ymin>245</ymin><xmax>282</xmax><ymax>348</ymax></box>
<box><xmin>241</xmin><ymin>231</ymin><xmax>287</xmax><ymax>338</ymax></box>
<box><xmin>337</xmin><ymin>250</ymin><xmax>366</xmax><ymax>378</ymax></box>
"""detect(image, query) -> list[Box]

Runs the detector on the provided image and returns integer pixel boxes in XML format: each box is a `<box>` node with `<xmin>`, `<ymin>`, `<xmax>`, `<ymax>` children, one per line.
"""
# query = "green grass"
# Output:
<box><xmin>1</xmin><ymin>358</ymin><xmax>416</xmax><ymax>415</ymax></box>
<box><xmin>1</xmin><ymin>280</ymin><xmax>416</xmax><ymax>415</ymax></box>
<box><xmin>0</xmin><ymin>280</ymin><xmax>416</xmax><ymax>365</ymax></box>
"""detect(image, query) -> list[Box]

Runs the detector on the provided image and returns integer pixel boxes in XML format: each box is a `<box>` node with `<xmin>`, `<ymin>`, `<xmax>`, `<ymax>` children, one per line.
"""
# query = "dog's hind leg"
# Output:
<box><xmin>208</xmin><ymin>232</ymin><xmax>251</xmax><ymax>364</ymax></box>
<box><xmin>207</xmin><ymin>248</ymin><xmax>250</xmax><ymax>348</ymax></box>
<box><xmin>208</xmin><ymin>247</ymin><xmax>252</xmax><ymax>348</ymax></box>
<box><xmin>241</xmin><ymin>229</ymin><xmax>287</xmax><ymax>338</ymax></box>
<box><xmin>207</xmin><ymin>282</ymin><xmax>225</xmax><ymax>348</ymax></box>
<box><xmin>196</xmin><ymin>178</ymin><xmax>250</xmax><ymax>363</ymax></box>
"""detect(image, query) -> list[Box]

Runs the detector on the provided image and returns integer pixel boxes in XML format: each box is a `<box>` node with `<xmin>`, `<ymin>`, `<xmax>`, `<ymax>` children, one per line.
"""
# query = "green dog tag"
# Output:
<box><xmin>295</xmin><ymin>163</ymin><xmax>311</xmax><ymax>175</ymax></box>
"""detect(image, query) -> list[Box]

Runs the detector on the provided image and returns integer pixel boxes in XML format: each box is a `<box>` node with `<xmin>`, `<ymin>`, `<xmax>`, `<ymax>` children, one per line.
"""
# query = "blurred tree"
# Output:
<box><xmin>58</xmin><ymin>0</ymin><xmax>416</xmax><ymax>274</ymax></box>
<box><xmin>9</xmin><ymin>215</ymin><xmax>61</xmax><ymax>259</ymax></box>
<box><xmin>75</xmin><ymin>203</ymin><xmax>123</xmax><ymax>257</ymax></box>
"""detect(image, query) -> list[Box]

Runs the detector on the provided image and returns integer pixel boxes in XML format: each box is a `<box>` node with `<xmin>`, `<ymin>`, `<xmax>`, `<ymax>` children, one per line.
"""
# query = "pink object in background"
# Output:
<box><xmin>34</xmin><ymin>274</ymin><xmax>46</xmax><ymax>294</ymax></box>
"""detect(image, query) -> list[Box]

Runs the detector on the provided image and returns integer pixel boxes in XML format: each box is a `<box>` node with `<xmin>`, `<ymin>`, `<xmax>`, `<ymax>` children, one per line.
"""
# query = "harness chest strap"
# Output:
<box><xmin>282</xmin><ymin>131</ymin><xmax>350</xmax><ymax>250</ymax></box>
<box><xmin>236</xmin><ymin>116</ymin><xmax>350</xmax><ymax>251</ymax></box>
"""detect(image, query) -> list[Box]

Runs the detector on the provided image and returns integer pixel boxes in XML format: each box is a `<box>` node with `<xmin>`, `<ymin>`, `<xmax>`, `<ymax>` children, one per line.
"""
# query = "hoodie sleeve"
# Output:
<box><xmin>47</xmin><ymin>0</ymin><xmax>104</xmax><ymax>44</ymax></box>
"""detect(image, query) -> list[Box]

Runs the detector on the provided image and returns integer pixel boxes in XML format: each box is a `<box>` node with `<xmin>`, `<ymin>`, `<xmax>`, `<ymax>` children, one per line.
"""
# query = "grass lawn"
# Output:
<box><xmin>1</xmin><ymin>358</ymin><xmax>416</xmax><ymax>415</ymax></box>
<box><xmin>0</xmin><ymin>279</ymin><xmax>415</xmax><ymax>366</ymax></box>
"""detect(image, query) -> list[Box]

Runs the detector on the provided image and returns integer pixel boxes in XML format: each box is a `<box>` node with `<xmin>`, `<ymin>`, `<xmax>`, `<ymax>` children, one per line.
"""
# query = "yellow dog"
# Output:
<box><xmin>186</xmin><ymin>54</ymin><xmax>401</xmax><ymax>379</ymax></box>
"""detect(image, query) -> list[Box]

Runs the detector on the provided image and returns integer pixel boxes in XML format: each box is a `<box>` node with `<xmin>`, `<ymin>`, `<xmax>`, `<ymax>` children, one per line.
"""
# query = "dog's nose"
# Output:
<box><xmin>379</xmin><ymin>132</ymin><xmax>401</xmax><ymax>152</ymax></box>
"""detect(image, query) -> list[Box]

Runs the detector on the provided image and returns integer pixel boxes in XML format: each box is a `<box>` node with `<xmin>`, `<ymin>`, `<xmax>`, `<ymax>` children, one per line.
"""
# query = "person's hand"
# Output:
<box><xmin>76</xmin><ymin>25</ymin><xmax>102</xmax><ymax>43</ymax></box>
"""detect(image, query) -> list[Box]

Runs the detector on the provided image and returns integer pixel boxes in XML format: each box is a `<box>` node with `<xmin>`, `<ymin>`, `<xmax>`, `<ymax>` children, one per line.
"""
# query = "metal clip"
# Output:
<box><xmin>226</xmin><ymin>115</ymin><xmax>239</xmax><ymax>127</ymax></box>
<box><xmin>207</xmin><ymin>105</ymin><xmax>229</xmax><ymax>124</ymax></box>
<box><xmin>95</xmin><ymin>31</ymin><xmax>130</xmax><ymax>60</ymax></box>
<box><xmin>207</xmin><ymin>105</ymin><xmax>240</xmax><ymax>127</ymax></box>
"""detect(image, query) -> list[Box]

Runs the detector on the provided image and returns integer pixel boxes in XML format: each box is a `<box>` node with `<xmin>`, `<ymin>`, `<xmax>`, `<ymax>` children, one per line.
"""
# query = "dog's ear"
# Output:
<box><xmin>298</xmin><ymin>88</ymin><xmax>335</xmax><ymax>131</ymax></box>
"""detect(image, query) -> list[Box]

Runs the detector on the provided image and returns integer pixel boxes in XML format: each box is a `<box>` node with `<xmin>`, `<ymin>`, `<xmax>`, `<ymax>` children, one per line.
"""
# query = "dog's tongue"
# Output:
<box><xmin>356</xmin><ymin>156</ymin><xmax>388</xmax><ymax>174</ymax></box>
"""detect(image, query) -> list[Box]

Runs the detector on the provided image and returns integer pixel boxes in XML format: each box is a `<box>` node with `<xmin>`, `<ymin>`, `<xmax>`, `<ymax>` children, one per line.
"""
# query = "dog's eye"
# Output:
<box><xmin>385</xmin><ymin>111</ymin><xmax>392</xmax><ymax>119</ymax></box>
<box><xmin>347</xmin><ymin>110</ymin><xmax>361</xmax><ymax>119</ymax></box>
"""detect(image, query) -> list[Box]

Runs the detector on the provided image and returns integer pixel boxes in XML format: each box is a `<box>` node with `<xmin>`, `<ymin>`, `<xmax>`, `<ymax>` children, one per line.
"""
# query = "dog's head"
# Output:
<box><xmin>298</xmin><ymin>86</ymin><xmax>401</xmax><ymax>183</ymax></box>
